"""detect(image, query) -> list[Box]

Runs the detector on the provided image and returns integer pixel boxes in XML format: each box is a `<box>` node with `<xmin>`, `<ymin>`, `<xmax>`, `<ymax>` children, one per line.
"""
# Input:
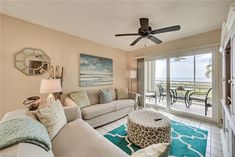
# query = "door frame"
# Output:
<box><xmin>144</xmin><ymin>45</ymin><xmax>221</xmax><ymax>123</ymax></box>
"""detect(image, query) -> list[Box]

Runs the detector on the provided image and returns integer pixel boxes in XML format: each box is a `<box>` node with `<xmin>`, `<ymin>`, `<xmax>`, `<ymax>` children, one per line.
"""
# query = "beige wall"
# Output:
<box><xmin>0</xmin><ymin>15</ymin><xmax>128</xmax><ymax>118</ymax></box>
<box><xmin>128</xmin><ymin>29</ymin><xmax>221</xmax><ymax>69</ymax></box>
<box><xmin>0</xmin><ymin>15</ymin><xmax>3</xmax><ymax>118</ymax></box>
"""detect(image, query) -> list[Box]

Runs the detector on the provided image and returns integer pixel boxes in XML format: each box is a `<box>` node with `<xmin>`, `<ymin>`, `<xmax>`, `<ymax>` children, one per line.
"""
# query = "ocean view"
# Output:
<box><xmin>156</xmin><ymin>77</ymin><xmax>212</xmax><ymax>82</ymax></box>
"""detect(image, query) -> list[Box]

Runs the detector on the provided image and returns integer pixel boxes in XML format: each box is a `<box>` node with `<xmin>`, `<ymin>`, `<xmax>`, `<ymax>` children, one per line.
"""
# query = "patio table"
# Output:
<box><xmin>171</xmin><ymin>87</ymin><xmax>193</xmax><ymax>108</ymax></box>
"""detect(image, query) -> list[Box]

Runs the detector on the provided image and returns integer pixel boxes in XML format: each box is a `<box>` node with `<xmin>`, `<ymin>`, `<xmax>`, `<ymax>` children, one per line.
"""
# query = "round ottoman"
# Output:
<box><xmin>127</xmin><ymin>109</ymin><xmax>171</xmax><ymax>148</ymax></box>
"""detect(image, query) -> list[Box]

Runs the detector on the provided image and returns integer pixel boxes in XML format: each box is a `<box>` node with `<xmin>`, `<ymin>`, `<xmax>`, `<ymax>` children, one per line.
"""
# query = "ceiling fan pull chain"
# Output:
<box><xmin>145</xmin><ymin>38</ymin><xmax>147</xmax><ymax>47</ymax></box>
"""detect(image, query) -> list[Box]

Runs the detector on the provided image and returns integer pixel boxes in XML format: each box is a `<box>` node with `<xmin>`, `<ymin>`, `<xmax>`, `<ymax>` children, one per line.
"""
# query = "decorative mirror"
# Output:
<box><xmin>14</xmin><ymin>48</ymin><xmax>50</xmax><ymax>76</ymax></box>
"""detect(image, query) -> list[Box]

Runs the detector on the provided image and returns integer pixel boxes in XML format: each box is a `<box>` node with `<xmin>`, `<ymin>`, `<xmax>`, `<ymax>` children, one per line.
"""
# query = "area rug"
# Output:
<box><xmin>104</xmin><ymin>120</ymin><xmax>208</xmax><ymax>157</ymax></box>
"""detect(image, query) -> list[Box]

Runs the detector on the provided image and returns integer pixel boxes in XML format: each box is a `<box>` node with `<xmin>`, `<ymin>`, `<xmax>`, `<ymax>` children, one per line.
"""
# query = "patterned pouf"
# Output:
<box><xmin>127</xmin><ymin>109</ymin><xmax>171</xmax><ymax>148</ymax></box>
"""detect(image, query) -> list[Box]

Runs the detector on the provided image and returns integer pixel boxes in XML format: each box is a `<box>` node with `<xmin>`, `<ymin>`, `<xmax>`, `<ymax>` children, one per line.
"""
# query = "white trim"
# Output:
<box><xmin>212</xmin><ymin>48</ymin><xmax>221</xmax><ymax>122</ymax></box>
<box><xmin>221</xmin><ymin>100</ymin><xmax>235</xmax><ymax>134</ymax></box>
<box><xmin>220</xmin><ymin>3</ymin><xmax>235</xmax><ymax>53</ymax></box>
<box><xmin>144</xmin><ymin>44</ymin><xmax>219</xmax><ymax>61</ymax></box>
<box><xmin>220</xmin><ymin>129</ymin><xmax>229</xmax><ymax>157</ymax></box>
<box><xmin>147</xmin><ymin>104</ymin><xmax>218</xmax><ymax>124</ymax></box>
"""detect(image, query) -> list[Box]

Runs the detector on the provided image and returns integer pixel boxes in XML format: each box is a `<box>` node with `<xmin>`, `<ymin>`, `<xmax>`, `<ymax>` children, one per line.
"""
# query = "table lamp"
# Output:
<box><xmin>40</xmin><ymin>79</ymin><xmax>62</xmax><ymax>106</ymax></box>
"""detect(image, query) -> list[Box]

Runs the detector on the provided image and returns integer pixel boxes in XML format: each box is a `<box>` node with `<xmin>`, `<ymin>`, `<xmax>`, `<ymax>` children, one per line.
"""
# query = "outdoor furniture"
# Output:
<box><xmin>127</xmin><ymin>109</ymin><xmax>171</xmax><ymax>148</ymax></box>
<box><xmin>145</xmin><ymin>91</ymin><xmax>157</xmax><ymax>104</ymax></box>
<box><xmin>171</xmin><ymin>87</ymin><xmax>193</xmax><ymax>108</ymax></box>
<box><xmin>157</xmin><ymin>84</ymin><xmax>174</xmax><ymax>104</ymax></box>
<box><xmin>188</xmin><ymin>88</ymin><xmax>212</xmax><ymax>116</ymax></box>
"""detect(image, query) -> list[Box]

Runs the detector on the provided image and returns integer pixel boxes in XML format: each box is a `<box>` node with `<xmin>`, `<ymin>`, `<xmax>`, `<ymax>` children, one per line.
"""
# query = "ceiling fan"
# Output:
<box><xmin>115</xmin><ymin>18</ymin><xmax>181</xmax><ymax>46</ymax></box>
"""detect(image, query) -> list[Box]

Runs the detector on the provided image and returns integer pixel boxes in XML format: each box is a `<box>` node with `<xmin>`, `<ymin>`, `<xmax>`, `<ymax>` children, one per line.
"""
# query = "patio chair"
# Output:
<box><xmin>157</xmin><ymin>84</ymin><xmax>174</xmax><ymax>104</ymax></box>
<box><xmin>145</xmin><ymin>91</ymin><xmax>157</xmax><ymax>104</ymax></box>
<box><xmin>188</xmin><ymin>88</ymin><xmax>212</xmax><ymax>116</ymax></box>
<box><xmin>171</xmin><ymin>87</ymin><xmax>193</xmax><ymax>108</ymax></box>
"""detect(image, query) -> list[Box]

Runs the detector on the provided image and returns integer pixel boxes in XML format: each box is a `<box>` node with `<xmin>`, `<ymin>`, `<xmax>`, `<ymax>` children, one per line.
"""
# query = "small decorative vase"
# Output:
<box><xmin>23</xmin><ymin>96</ymin><xmax>41</xmax><ymax>111</ymax></box>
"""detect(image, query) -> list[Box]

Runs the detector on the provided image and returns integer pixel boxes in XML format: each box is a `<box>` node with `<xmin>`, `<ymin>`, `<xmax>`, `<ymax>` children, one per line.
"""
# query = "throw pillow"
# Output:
<box><xmin>131</xmin><ymin>143</ymin><xmax>169</xmax><ymax>157</ymax></box>
<box><xmin>116</xmin><ymin>88</ymin><xmax>129</xmax><ymax>100</ymax></box>
<box><xmin>69</xmin><ymin>90</ymin><xmax>91</xmax><ymax>108</ymax></box>
<box><xmin>99</xmin><ymin>89</ymin><xmax>112</xmax><ymax>104</ymax></box>
<box><xmin>36</xmin><ymin>100</ymin><xmax>67</xmax><ymax>140</ymax></box>
<box><xmin>109</xmin><ymin>88</ymin><xmax>117</xmax><ymax>100</ymax></box>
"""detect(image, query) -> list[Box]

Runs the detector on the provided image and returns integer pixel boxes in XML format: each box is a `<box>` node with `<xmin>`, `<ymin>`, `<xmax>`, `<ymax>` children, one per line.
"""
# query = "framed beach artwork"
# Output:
<box><xmin>79</xmin><ymin>54</ymin><xmax>113</xmax><ymax>87</ymax></box>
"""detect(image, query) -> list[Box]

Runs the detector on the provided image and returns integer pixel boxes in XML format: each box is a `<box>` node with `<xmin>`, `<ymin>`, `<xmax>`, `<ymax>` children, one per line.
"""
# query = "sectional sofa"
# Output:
<box><xmin>0</xmin><ymin>104</ymin><xmax>129</xmax><ymax>157</ymax></box>
<box><xmin>65</xmin><ymin>88</ymin><xmax>138</xmax><ymax>127</ymax></box>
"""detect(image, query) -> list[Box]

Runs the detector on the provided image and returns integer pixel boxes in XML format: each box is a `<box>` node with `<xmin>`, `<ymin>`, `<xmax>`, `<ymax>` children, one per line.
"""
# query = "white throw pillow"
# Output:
<box><xmin>36</xmin><ymin>100</ymin><xmax>67</xmax><ymax>140</ymax></box>
<box><xmin>69</xmin><ymin>91</ymin><xmax>91</xmax><ymax>108</ymax></box>
<box><xmin>131</xmin><ymin>143</ymin><xmax>169</xmax><ymax>157</ymax></box>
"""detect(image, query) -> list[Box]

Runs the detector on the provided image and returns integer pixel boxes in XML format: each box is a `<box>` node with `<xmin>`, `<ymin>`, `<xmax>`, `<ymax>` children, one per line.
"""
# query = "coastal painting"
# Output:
<box><xmin>79</xmin><ymin>54</ymin><xmax>113</xmax><ymax>87</ymax></box>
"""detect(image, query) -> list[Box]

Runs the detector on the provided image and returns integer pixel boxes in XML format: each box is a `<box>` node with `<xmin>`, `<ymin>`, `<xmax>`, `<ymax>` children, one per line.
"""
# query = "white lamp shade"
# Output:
<box><xmin>40</xmin><ymin>79</ymin><xmax>62</xmax><ymax>93</ymax></box>
<box><xmin>129</xmin><ymin>70</ymin><xmax>137</xmax><ymax>79</ymax></box>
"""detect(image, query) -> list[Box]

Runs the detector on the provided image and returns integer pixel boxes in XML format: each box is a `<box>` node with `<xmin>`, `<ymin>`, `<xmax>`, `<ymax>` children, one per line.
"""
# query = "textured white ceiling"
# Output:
<box><xmin>0</xmin><ymin>0</ymin><xmax>232</xmax><ymax>51</ymax></box>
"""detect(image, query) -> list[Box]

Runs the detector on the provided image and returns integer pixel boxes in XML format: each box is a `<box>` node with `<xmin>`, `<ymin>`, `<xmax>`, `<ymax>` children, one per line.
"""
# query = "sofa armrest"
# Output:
<box><xmin>63</xmin><ymin>97</ymin><xmax>82</xmax><ymax>122</ymax></box>
<box><xmin>129</xmin><ymin>92</ymin><xmax>139</xmax><ymax>103</ymax></box>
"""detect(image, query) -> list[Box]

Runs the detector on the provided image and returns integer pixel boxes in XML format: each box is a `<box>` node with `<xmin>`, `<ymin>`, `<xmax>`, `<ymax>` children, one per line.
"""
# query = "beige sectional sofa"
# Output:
<box><xmin>0</xmin><ymin>104</ymin><xmax>129</xmax><ymax>157</ymax></box>
<box><xmin>65</xmin><ymin>88</ymin><xmax>138</xmax><ymax>128</ymax></box>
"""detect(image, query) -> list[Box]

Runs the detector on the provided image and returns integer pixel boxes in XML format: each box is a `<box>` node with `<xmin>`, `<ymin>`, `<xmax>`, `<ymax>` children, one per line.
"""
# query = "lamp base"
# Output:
<box><xmin>46</xmin><ymin>93</ymin><xmax>55</xmax><ymax>106</ymax></box>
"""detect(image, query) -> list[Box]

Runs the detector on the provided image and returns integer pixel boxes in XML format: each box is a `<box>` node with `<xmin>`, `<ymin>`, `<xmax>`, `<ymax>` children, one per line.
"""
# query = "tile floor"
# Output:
<box><xmin>95</xmin><ymin>109</ymin><xmax>223</xmax><ymax>157</ymax></box>
<box><xmin>146</xmin><ymin>98</ymin><xmax>212</xmax><ymax>117</ymax></box>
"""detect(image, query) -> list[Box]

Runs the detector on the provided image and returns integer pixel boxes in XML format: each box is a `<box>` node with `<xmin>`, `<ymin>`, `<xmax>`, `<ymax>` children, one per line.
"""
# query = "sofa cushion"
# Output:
<box><xmin>116</xmin><ymin>88</ymin><xmax>129</xmax><ymax>100</ymax></box>
<box><xmin>1</xmin><ymin>143</ymin><xmax>54</xmax><ymax>157</ymax></box>
<box><xmin>52</xmin><ymin>119</ymin><xmax>128</xmax><ymax>157</ymax></box>
<box><xmin>113</xmin><ymin>99</ymin><xmax>135</xmax><ymax>110</ymax></box>
<box><xmin>109</xmin><ymin>88</ymin><xmax>117</xmax><ymax>100</ymax></box>
<box><xmin>81</xmin><ymin>103</ymin><xmax>116</xmax><ymax>120</ymax></box>
<box><xmin>99</xmin><ymin>89</ymin><xmax>112</xmax><ymax>104</ymax></box>
<box><xmin>87</xmin><ymin>90</ymin><xmax>100</xmax><ymax>105</ymax></box>
<box><xmin>36</xmin><ymin>100</ymin><xmax>67</xmax><ymax>140</ymax></box>
<box><xmin>70</xmin><ymin>90</ymin><xmax>91</xmax><ymax>108</ymax></box>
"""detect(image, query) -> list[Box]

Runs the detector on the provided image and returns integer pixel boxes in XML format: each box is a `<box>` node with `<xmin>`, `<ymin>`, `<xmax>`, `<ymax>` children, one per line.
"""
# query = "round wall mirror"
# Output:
<box><xmin>14</xmin><ymin>48</ymin><xmax>50</xmax><ymax>76</ymax></box>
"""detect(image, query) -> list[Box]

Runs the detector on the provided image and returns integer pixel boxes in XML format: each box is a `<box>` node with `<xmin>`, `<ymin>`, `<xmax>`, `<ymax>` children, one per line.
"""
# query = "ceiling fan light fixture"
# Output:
<box><xmin>115</xmin><ymin>18</ymin><xmax>181</xmax><ymax>46</ymax></box>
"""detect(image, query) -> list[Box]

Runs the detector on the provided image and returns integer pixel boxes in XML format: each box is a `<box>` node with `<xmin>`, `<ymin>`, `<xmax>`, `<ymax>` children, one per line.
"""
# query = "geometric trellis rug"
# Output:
<box><xmin>104</xmin><ymin>120</ymin><xmax>208</xmax><ymax>157</ymax></box>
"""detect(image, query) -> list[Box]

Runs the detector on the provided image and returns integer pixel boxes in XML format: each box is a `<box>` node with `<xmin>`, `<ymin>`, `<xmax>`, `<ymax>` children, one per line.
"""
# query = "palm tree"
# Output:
<box><xmin>205</xmin><ymin>59</ymin><xmax>212</xmax><ymax>78</ymax></box>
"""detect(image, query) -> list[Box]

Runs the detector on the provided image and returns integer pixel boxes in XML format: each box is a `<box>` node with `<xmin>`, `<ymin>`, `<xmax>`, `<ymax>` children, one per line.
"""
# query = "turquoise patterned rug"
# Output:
<box><xmin>104</xmin><ymin>121</ymin><xmax>208</xmax><ymax>157</ymax></box>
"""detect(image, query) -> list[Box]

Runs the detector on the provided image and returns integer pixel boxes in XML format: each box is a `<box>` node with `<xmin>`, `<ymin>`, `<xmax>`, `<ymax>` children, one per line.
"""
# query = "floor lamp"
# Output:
<box><xmin>129</xmin><ymin>70</ymin><xmax>137</xmax><ymax>92</ymax></box>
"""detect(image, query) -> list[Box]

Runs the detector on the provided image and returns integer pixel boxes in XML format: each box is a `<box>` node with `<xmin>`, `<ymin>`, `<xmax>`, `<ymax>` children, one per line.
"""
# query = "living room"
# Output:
<box><xmin>0</xmin><ymin>1</ymin><xmax>235</xmax><ymax>157</ymax></box>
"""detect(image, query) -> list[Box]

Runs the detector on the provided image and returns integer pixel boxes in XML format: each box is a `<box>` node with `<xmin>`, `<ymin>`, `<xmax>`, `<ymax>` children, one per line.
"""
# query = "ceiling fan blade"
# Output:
<box><xmin>115</xmin><ymin>33</ymin><xmax>139</xmax><ymax>37</ymax></box>
<box><xmin>139</xmin><ymin>18</ymin><xmax>149</xmax><ymax>31</ymax></box>
<box><xmin>151</xmin><ymin>25</ymin><xmax>181</xmax><ymax>34</ymax></box>
<box><xmin>147</xmin><ymin>35</ymin><xmax>162</xmax><ymax>44</ymax></box>
<box><xmin>130</xmin><ymin>37</ymin><xmax>142</xmax><ymax>46</ymax></box>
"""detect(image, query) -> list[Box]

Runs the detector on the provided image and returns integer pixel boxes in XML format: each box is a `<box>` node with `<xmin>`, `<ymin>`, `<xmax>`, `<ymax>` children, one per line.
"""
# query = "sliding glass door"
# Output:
<box><xmin>145</xmin><ymin>52</ymin><xmax>214</xmax><ymax>118</ymax></box>
<box><xmin>170</xmin><ymin>53</ymin><xmax>212</xmax><ymax>117</ymax></box>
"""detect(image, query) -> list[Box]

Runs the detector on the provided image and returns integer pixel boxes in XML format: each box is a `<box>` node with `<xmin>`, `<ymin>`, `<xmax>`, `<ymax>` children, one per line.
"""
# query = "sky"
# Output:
<box><xmin>155</xmin><ymin>53</ymin><xmax>212</xmax><ymax>82</ymax></box>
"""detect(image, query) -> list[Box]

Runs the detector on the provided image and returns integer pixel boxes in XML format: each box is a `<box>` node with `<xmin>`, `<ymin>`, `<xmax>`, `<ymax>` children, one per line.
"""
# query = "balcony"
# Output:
<box><xmin>145</xmin><ymin>80</ymin><xmax>212</xmax><ymax>117</ymax></box>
